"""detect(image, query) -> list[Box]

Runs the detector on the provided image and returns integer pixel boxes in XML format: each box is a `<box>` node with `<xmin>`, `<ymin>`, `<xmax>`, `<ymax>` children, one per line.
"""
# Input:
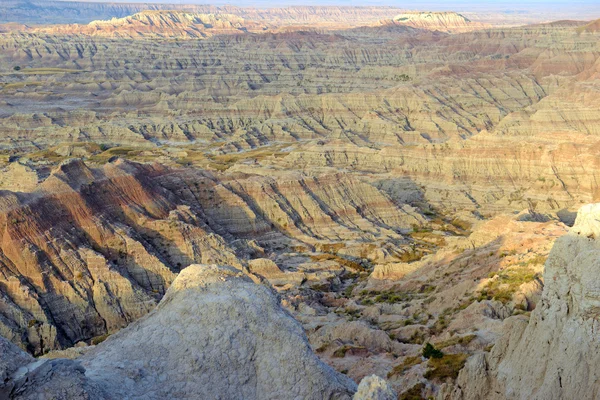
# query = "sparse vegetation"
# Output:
<box><xmin>332</xmin><ymin>345</ymin><xmax>365</xmax><ymax>358</ymax></box>
<box><xmin>434</xmin><ymin>334</ymin><xmax>477</xmax><ymax>350</ymax></box>
<box><xmin>478</xmin><ymin>266</ymin><xmax>539</xmax><ymax>304</ymax></box>
<box><xmin>387</xmin><ymin>355</ymin><xmax>421</xmax><ymax>378</ymax></box>
<box><xmin>424</xmin><ymin>353</ymin><xmax>468</xmax><ymax>381</ymax></box>
<box><xmin>398</xmin><ymin>247</ymin><xmax>426</xmax><ymax>263</ymax></box>
<box><xmin>392</xmin><ymin>74</ymin><xmax>411</xmax><ymax>81</ymax></box>
<box><xmin>335</xmin><ymin>308</ymin><xmax>362</xmax><ymax>321</ymax></box>
<box><xmin>343</xmin><ymin>283</ymin><xmax>357</xmax><ymax>297</ymax></box>
<box><xmin>359</xmin><ymin>288</ymin><xmax>412</xmax><ymax>304</ymax></box>
<box><xmin>310</xmin><ymin>253</ymin><xmax>367</xmax><ymax>272</ymax></box>
<box><xmin>91</xmin><ymin>333</ymin><xmax>111</xmax><ymax>345</ymax></box>
<box><xmin>399</xmin><ymin>383</ymin><xmax>426</xmax><ymax>400</ymax></box>
<box><xmin>450</xmin><ymin>218</ymin><xmax>472</xmax><ymax>232</ymax></box>
<box><xmin>401</xmin><ymin>330</ymin><xmax>426</xmax><ymax>345</ymax></box>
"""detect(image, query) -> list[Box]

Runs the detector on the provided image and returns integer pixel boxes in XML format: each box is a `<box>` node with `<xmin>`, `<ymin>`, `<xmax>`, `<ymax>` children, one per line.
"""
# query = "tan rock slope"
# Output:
<box><xmin>442</xmin><ymin>203</ymin><xmax>600</xmax><ymax>399</ymax></box>
<box><xmin>80</xmin><ymin>264</ymin><xmax>357</xmax><ymax>399</ymax></box>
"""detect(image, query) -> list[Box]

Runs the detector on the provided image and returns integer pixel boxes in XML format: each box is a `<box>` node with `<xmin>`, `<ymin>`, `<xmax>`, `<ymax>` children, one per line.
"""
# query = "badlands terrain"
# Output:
<box><xmin>1</xmin><ymin>1</ymin><xmax>600</xmax><ymax>399</ymax></box>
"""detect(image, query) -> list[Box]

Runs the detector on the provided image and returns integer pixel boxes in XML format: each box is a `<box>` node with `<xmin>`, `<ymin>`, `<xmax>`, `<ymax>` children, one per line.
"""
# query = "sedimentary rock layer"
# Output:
<box><xmin>0</xmin><ymin>158</ymin><xmax>420</xmax><ymax>354</ymax></box>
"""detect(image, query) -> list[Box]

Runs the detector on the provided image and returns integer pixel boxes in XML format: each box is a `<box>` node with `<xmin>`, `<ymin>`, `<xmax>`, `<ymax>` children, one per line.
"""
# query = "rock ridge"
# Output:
<box><xmin>442</xmin><ymin>203</ymin><xmax>600</xmax><ymax>399</ymax></box>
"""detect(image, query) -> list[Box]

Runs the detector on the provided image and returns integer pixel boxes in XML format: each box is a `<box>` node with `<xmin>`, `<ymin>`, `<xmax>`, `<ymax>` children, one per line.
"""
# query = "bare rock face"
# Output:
<box><xmin>353</xmin><ymin>375</ymin><xmax>397</xmax><ymax>400</ymax></box>
<box><xmin>444</xmin><ymin>203</ymin><xmax>600</xmax><ymax>400</ymax></box>
<box><xmin>0</xmin><ymin>335</ymin><xmax>106</xmax><ymax>399</ymax></box>
<box><xmin>0</xmin><ymin>163</ymin><xmax>39</xmax><ymax>192</ymax></box>
<box><xmin>0</xmin><ymin>336</ymin><xmax>32</xmax><ymax>384</ymax></box>
<box><xmin>1</xmin><ymin>264</ymin><xmax>358</xmax><ymax>399</ymax></box>
<box><xmin>79</xmin><ymin>264</ymin><xmax>357</xmax><ymax>399</ymax></box>
<box><xmin>6</xmin><ymin>359</ymin><xmax>107</xmax><ymax>400</ymax></box>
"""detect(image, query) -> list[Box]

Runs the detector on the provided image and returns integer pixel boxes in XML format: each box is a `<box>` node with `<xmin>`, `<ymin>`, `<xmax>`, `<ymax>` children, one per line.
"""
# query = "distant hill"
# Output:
<box><xmin>36</xmin><ymin>11</ymin><xmax>271</xmax><ymax>39</ymax></box>
<box><xmin>385</xmin><ymin>11</ymin><xmax>489</xmax><ymax>33</ymax></box>
<box><xmin>0</xmin><ymin>1</ymin><xmax>407</xmax><ymax>26</ymax></box>
<box><xmin>577</xmin><ymin>18</ymin><xmax>600</xmax><ymax>33</ymax></box>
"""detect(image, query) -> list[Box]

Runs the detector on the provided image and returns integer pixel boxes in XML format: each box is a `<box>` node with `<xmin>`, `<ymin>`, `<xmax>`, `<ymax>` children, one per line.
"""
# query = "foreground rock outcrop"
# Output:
<box><xmin>443</xmin><ymin>203</ymin><xmax>600</xmax><ymax>399</ymax></box>
<box><xmin>1</xmin><ymin>264</ymin><xmax>359</xmax><ymax>399</ymax></box>
<box><xmin>353</xmin><ymin>375</ymin><xmax>397</xmax><ymax>400</ymax></box>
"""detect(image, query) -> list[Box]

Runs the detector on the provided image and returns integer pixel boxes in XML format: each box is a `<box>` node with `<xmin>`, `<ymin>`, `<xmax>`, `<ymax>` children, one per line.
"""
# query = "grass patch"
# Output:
<box><xmin>398</xmin><ymin>248</ymin><xmax>426</xmax><ymax>263</ymax></box>
<box><xmin>91</xmin><ymin>333</ymin><xmax>110</xmax><ymax>345</ymax></box>
<box><xmin>434</xmin><ymin>334</ymin><xmax>477</xmax><ymax>350</ymax></box>
<box><xmin>87</xmin><ymin>146</ymin><xmax>159</xmax><ymax>164</ymax></box>
<box><xmin>424</xmin><ymin>353</ymin><xmax>468</xmax><ymax>381</ymax></box>
<box><xmin>343</xmin><ymin>283</ymin><xmax>357</xmax><ymax>298</ymax></box>
<box><xmin>430</xmin><ymin>314</ymin><xmax>450</xmax><ymax>335</ymax></box>
<box><xmin>410</xmin><ymin>230</ymin><xmax>447</xmax><ymax>246</ymax></box>
<box><xmin>209</xmin><ymin>145</ymin><xmax>290</xmax><ymax>169</ymax></box>
<box><xmin>523</xmin><ymin>254</ymin><xmax>547</xmax><ymax>266</ymax></box>
<box><xmin>332</xmin><ymin>345</ymin><xmax>366</xmax><ymax>358</ymax></box>
<box><xmin>359</xmin><ymin>289</ymin><xmax>412</xmax><ymax>305</ymax></box>
<box><xmin>1</xmin><ymin>81</ymin><xmax>43</xmax><ymax>90</ymax></box>
<box><xmin>315</xmin><ymin>343</ymin><xmax>329</xmax><ymax>353</ymax></box>
<box><xmin>478</xmin><ymin>266</ymin><xmax>539</xmax><ymax>304</ymax></box>
<box><xmin>18</xmin><ymin>68</ymin><xmax>81</xmax><ymax>75</ymax></box>
<box><xmin>335</xmin><ymin>308</ymin><xmax>362</xmax><ymax>321</ymax></box>
<box><xmin>399</xmin><ymin>383</ymin><xmax>425</xmax><ymax>400</ymax></box>
<box><xmin>316</xmin><ymin>242</ymin><xmax>346</xmax><ymax>254</ymax></box>
<box><xmin>311</xmin><ymin>253</ymin><xmax>366</xmax><ymax>272</ymax></box>
<box><xmin>450</xmin><ymin>218</ymin><xmax>472</xmax><ymax>232</ymax></box>
<box><xmin>310</xmin><ymin>282</ymin><xmax>331</xmax><ymax>292</ymax></box>
<box><xmin>387</xmin><ymin>355</ymin><xmax>421</xmax><ymax>378</ymax></box>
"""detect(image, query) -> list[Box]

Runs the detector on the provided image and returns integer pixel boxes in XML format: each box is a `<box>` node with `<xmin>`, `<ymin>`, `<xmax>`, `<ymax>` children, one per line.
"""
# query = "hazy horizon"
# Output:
<box><xmin>46</xmin><ymin>0</ymin><xmax>600</xmax><ymax>18</ymax></box>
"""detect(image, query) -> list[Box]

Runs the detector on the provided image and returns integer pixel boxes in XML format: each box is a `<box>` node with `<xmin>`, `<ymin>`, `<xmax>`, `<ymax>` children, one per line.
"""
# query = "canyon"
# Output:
<box><xmin>0</xmin><ymin>2</ymin><xmax>599</xmax><ymax>399</ymax></box>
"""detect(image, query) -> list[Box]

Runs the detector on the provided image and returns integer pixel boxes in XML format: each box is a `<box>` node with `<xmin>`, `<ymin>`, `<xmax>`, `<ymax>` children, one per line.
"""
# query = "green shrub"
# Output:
<box><xmin>422</xmin><ymin>342</ymin><xmax>444</xmax><ymax>359</ymax></box>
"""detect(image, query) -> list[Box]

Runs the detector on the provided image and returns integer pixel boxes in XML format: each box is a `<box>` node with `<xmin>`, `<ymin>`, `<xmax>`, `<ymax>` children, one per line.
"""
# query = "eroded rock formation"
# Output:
<box><xmin>443</xmin><ymin>203</ymin><xmax>600</xmax><ymax>399</ymax></box>
<box><xmin>0</xmin><ymin>158</ymin><xmax>422</xmax><ymax>354</ymax></box>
